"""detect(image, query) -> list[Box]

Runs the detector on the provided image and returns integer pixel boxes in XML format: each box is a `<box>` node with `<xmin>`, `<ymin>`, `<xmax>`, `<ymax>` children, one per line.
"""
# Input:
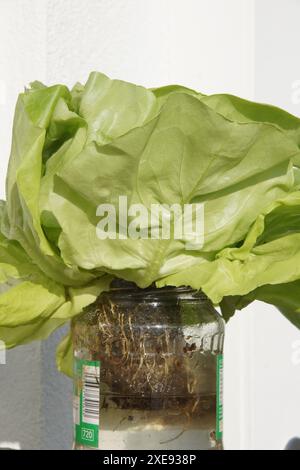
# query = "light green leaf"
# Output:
<box><xmin>158</xmin><ymin>191</ymin><xmax>300</xmax><ymax>306</ymax></box>
<box><xmin>48</xmin><ymin>93</ymin><xmax>299</xmax><ymax>286</ymax></box>
<box><xmin>201</xmin><ymin>93</ymin><xmax>300</xmax><ymax>157</ymax></box>
<box><xmin>56</xmin><ymin>331</ymin><xmax>73</xmax><ymax>377</ymax></box>
<box><xmin>76</xmin><ymin>71</ymin><xmax>159</xmax><ymax>145</ymax></box>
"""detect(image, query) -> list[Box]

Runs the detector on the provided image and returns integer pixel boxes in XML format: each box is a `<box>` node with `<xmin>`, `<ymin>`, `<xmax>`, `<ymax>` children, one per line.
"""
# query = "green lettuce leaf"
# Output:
<box><xmin>158</xmin><ymin>190</ymin><xmax>300</xmax><ymax>328</ymax></box>
<box><xmin>220</xmin><ymin>281</ymin><xmax>300</xmax><ymax>329</ymax></box>
<box><xmin>45</xmin><ymin>93</ymin><xmax>299</xmax><ymax>287</ymax></box>
<box><xmin>0</xmin><ymin>199</ymin><xmax>112</xmax><ymax>348</ymax></box>
<box><xmin>201</xmin><ymin>93</ymin><xmax>300</xmax><ymax>157</ymax></box>
<box><xmin>56</xmin><ymin>331</ymin><xmax>73</xmax><ymax>377</ymax></box>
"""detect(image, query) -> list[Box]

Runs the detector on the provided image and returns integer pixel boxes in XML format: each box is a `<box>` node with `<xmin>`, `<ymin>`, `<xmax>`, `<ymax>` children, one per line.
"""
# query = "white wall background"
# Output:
<box><xmin>0</xmin><ymin>0</ymin><xmax>299</xmax><ymax>450</ymax></box>
<box><xmin>250</xmin><ymin>0</ymin><xmax>300</xmax><ymax>450</ymax></box>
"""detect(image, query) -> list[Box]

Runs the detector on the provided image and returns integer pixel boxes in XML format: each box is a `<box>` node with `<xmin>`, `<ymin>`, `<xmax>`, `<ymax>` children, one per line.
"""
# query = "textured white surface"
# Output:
<box><xmin>1</xmin><ymin>0</ymin><xmax>299</xmax><ymax>451</ymax></box>
<box><xmin>46</xmin><ymin>0</ymin><xmax>254</xmax><ymax>94</ymax></box>
<box><xmin>249</xmin><ymin>0</ymin><xmax>300</xmax><ymax>450</ymax></box>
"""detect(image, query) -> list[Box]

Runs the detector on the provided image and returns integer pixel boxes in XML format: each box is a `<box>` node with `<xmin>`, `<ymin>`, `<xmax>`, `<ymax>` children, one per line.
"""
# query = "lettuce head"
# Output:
<box><xmin>1</xmin><ymin>71</ymin><xmax>300</xmax><ymax>375</ymax></box>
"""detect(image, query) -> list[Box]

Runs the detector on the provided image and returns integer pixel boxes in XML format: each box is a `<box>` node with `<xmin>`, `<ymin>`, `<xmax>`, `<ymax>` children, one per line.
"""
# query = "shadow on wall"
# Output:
<box><xmin>0</xmin><ymin>327</ymin><xmax>72</xmax><ymax>450</ymax></box>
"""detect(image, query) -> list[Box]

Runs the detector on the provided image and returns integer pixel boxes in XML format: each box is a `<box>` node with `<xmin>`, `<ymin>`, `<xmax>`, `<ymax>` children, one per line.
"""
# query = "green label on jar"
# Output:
<box><xmin>216</xmin><ymin>354</ymin><xmax>223</xmax><ymax>440</ymax></box>
<box><xmin>74</xmin><ymin>359</ymin><xmax>100</xmax><ymax>448</ymax></box>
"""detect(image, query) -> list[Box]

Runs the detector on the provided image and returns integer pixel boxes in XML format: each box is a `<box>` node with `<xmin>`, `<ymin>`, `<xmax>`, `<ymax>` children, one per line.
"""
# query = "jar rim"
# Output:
<box><xmin>108</xmin><ymin>278</ymin><xmax>209</xmax><ymax>300</ymax></box>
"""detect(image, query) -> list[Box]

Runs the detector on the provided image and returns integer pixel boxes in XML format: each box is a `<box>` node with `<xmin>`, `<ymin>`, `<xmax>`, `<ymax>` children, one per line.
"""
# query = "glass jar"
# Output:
<box><xmin>72</xmin><ymin>281</ymin><xmax>225</xmax><ymax>450</ymax></box>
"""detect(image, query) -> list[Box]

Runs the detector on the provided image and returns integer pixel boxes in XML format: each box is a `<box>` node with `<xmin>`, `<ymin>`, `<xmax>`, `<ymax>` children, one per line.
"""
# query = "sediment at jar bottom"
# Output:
<box><xmin>76</xmin><ymin>393</ymin><xmax>220</xmax><ymax>450</ymax></box>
